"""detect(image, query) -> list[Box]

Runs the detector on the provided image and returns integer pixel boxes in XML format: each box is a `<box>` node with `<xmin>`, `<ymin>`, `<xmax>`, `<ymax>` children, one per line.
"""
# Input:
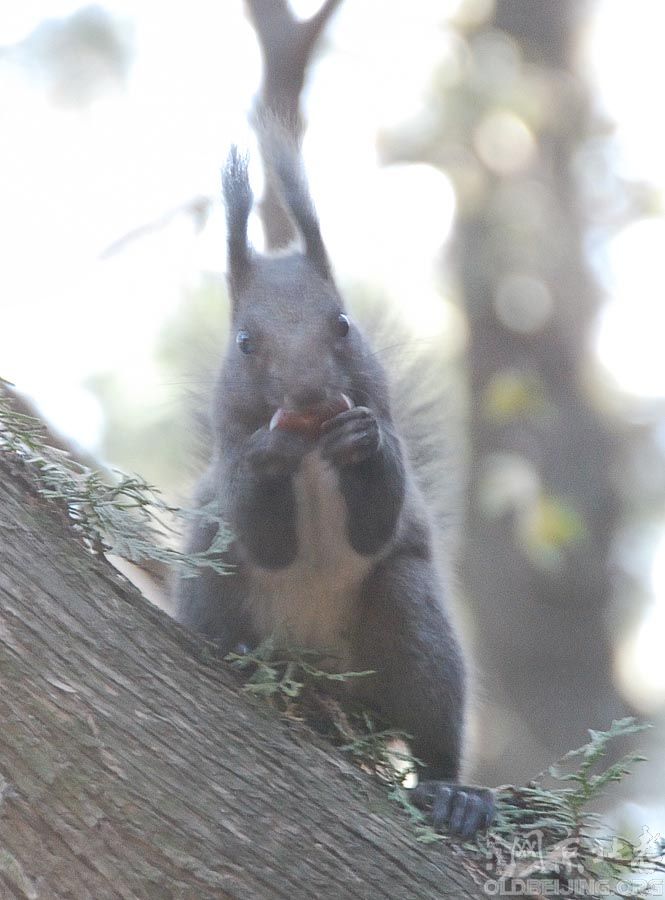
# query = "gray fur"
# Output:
<box><xmin>175</xmin><ymin>140</ymin><xmax>494</xmax><ymax>832</ymax></box>
<box><xmin>222</xmin><ymin>147</ymin><xmax>253</xmax><ymax>297</ymax></box>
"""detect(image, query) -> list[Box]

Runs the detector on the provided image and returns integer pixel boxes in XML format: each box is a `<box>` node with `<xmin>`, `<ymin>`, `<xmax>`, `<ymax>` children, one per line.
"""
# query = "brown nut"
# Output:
<box><xmin>269</xmin><ymin>393</ymin><xmax>353</xmax><ymax>437</ymax></box>
<box><xmin>269</xmin><ymin>408</ymin><xmax>321</xmax><ymax>438</ymax></box>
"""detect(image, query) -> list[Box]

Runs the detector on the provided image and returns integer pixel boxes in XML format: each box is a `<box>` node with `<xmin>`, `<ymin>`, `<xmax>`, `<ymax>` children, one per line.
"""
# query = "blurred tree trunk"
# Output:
<box><xmin>454</xmin><ymin>0</ymin><xmax>626</xmax><ymax>780</ymax></box>
<box><xmin>0</xmin><ymin>452</ymin><xmax>485</xmax><ymax>900</ymax></box>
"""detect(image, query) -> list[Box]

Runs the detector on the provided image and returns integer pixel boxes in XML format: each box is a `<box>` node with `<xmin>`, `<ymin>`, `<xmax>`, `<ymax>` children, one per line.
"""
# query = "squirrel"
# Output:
<box><xmin>175</xmin><ymin>136</ymin><xmax>494</xmax><ymax>838</ymax></box>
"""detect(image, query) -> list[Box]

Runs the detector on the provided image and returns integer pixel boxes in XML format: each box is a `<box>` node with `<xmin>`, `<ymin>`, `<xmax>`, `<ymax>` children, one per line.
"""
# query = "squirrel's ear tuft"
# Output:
<box><xmin>259</xmin><ymin>120</ymin><xmax>332</xmax><ymax>282</ymax></box>
<box><xmin>222</xmin><ymin>146</ymin><xmax>253</xmax><ymax>295</ymax></box>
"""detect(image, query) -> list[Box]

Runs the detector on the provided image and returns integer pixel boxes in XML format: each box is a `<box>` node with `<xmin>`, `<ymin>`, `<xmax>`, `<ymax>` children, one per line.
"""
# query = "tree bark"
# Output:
<box><xmin>0</xmin><ymin>452</ymin><xmax>486</xmax><ymax>899</ymax></box>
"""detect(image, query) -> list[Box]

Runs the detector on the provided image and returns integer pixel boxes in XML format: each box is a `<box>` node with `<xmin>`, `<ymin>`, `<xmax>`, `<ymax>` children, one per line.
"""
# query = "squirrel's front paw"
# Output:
<box><xmin>319</xmin><ymin>407</ymin><xmax>381</xmax><ymax>467</ymax></box>
<box><xmin>247</xmin><ymin>427</ymin><xmax>311</xmax><ymax>479</ymax></box>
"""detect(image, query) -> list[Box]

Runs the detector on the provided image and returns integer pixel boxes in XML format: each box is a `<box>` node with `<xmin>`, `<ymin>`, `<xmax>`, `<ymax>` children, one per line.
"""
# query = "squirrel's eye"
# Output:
<box><xmin>236</xmin><ymin>330</ymin><xmax>252</xmax><ymax>355</ymax></box>
<box><xmin>336</xmin><ymin>313</ymin><xmax>350</xmax><ymax>337</ymax></box>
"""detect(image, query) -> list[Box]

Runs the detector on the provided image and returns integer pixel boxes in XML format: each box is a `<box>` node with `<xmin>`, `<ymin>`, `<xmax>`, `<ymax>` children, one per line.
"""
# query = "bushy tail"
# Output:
<box><xmin>361</xmin><ymin>305</ymin><xmax>467</xmax><ymax>563</ymax></box>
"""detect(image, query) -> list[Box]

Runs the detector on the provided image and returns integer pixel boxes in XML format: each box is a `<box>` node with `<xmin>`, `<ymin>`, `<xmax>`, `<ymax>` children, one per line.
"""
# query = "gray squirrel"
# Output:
<box><xmin>175</xmin><ymin>138</ymin><xmax>494</xmax><ymax>838</ymax></box>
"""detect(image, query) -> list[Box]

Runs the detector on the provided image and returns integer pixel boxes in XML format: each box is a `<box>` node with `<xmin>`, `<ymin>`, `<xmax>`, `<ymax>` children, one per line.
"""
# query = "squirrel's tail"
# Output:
<box><xmin>361</xmin><ymin>305</ymin><xmax>467</xmax><ymax>563</ymax></box>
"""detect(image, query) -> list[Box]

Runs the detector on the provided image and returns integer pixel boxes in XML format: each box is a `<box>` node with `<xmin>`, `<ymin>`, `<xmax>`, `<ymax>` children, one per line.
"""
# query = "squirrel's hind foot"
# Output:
<box><xmin>410</xmin><ymin>781</ymin><xmax>495</xmax><ymax>839</ymax></box>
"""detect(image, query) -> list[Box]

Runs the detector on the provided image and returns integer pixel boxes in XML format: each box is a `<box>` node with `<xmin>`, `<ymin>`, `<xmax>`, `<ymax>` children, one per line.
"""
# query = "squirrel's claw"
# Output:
<box><xmin>319</xmin><ymin>407</ymin><xmax>381</xmax><ymax>466</ymax></box>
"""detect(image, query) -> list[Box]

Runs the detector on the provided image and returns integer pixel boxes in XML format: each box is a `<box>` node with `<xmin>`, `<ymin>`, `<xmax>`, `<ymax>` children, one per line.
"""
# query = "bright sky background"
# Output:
<box><xmin>3</xmin><ymin>0</ymin><xmax>664</xmax><ymax>425</ymax></box>
<box><xmin>588</xmin><ymin>0</ymin><xmax>665</xmax><ymax>399</ymax></box>
<box><xmin>0</xmin><ymin>0</ymin><xmax>462</xmax><ymax>445</ymax></box>
<box><xmin>1</xmin><ymin>0</ymin><xmax>665</xmax><ymax>719</ymax></box>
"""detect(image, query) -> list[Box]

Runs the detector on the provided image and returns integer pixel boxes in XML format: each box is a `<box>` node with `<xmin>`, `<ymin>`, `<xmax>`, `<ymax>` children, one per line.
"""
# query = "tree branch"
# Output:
<box><xmin>0</xmin><ymin>449</ymin><xmax>486</xmax><ymax>898</ymax></box>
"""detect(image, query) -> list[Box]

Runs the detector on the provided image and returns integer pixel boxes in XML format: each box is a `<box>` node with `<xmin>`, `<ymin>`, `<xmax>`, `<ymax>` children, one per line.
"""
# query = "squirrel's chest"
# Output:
<box><xmin>246</xmin><ymin>453</ymin><xmax>374</xmax><ymax>658</ymax></box>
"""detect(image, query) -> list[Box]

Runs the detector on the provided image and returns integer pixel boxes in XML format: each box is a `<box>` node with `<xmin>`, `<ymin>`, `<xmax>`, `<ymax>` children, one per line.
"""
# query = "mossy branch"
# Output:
<box><xmin>0</xmin><ymin>379</ymin><xmax>230</xmax><ymax>578</ymax></box>
<box><xmin>228</xmin><ymin>640</ymin><xmax>664</xmax><ymax>899</ymax></box>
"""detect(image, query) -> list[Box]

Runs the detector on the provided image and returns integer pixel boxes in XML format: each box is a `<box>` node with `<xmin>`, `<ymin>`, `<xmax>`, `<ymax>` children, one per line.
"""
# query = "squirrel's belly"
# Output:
<box><xmin>245</xmin><ymin>453</ymin><xmax>374</xmax><ymax>661</ymax></box>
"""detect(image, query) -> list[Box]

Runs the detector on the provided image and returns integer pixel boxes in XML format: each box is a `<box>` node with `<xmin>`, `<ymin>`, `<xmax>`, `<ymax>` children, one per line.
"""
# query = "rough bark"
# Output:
<box><xmin>0</xmin><ymin>451</ymin><xmax>486</xmax><ymax>899</ymax></box>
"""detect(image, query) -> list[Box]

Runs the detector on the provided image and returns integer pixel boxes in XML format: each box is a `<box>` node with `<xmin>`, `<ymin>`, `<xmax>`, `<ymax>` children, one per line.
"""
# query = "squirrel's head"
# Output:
<box><xmin>219</xmin><ymin>144</ymin><xmax>372</xmax><ymax>427</ymax></box>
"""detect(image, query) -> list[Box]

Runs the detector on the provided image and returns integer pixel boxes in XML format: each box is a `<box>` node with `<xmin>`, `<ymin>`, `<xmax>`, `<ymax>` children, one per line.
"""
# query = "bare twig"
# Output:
<box><xmin>99</xmin><ymin>196</ymin><xmax>211</xmax><ymax>259</ymax></box>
